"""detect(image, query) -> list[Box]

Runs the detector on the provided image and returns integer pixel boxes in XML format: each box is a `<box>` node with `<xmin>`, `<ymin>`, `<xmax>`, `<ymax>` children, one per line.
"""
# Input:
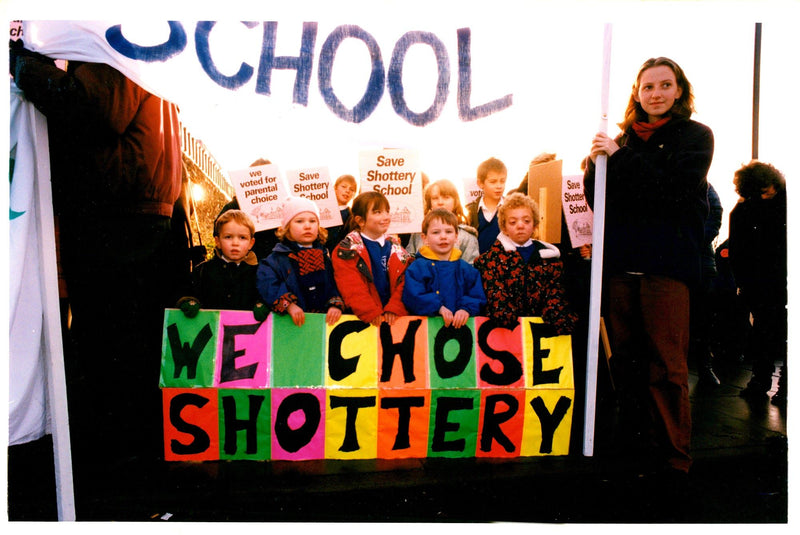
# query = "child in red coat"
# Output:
<box><xmin>332</xmin><ymin>191</ymin><xmax>413</xmax><ymax>326</ymax></box>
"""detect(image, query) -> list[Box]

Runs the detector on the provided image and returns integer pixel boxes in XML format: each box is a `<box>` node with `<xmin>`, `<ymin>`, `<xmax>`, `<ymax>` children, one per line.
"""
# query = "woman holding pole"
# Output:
<box><xmin>583</xmin><ymin>57</ymin><xmax>714</xmax><ymax>481</ymax></box>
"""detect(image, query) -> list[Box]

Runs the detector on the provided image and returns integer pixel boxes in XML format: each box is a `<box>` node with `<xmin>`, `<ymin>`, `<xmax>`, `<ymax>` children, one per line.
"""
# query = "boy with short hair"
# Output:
<box><xmin>326</xmin><ymin>174</ymin><xmax>358</xmax><ymax>252</ymax></box>
<box><xmin>177</xmin><ymin>209</ymin><xmax>267</xmax><ymax>319</ymax></box>
<box><xmin>473</xmin><ymin>192</ymin><xmax>577</xmax><ymax>334</ymax></box>
<box><xmin>466</xmin><ymin>157</ymin><xmax>508</xmax><ymax>253</ymax></box>
<box><xmin>402</xmin><ymin>209</ymin><xmax>486</xmax><ymax>328</ymax></box>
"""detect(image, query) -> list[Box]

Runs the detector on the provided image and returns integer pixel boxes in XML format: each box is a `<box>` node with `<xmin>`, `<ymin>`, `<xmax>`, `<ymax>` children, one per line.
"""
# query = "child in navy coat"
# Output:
<box><xmin>257</xmin><ymin>196</ymin><xmax>344</xmax><ymax>326</ymax></box>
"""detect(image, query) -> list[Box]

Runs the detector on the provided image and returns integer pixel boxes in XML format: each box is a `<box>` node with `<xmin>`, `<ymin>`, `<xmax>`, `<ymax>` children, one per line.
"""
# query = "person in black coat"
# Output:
<box><xmin>728</xmin><ymin>161</ymin><xmax>787</xmax><ymax>406</ymax></box>
<box><xmin>178</xmin><ymin>209</ymin><xmax>267</xmax><ymax>319</ymax></box>
<box><xmin>690</xmin><ymin>183</ymin><xmax>723</xmax><ymax>386</ymax></box>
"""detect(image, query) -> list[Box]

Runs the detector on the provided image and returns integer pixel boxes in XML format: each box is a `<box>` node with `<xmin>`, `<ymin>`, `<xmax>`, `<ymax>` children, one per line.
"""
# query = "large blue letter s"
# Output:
<box><xmin>106</xmin><ymin>21</ymin><xmax>187</xmax><ymax>62</ymax></box>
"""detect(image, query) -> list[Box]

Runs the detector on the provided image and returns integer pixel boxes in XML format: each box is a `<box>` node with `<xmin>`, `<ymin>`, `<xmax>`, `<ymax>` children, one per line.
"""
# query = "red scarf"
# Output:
<box><xmin>632</xmin><ymin>116</ymin><xmax>671</xmax><ymax>141</ymax></box>
<box><xmin>289</xmin><ymin>247</ymin><xmax>325</xmax><ymax>276</ymax></box>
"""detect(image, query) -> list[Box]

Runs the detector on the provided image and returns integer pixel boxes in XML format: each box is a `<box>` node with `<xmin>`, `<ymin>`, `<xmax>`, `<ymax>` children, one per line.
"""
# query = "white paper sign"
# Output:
<box><xmin>229</xmin><ymin>164</ymin><xmax>289</xmax><ymax>231</ymax></box>
<box><xmin>561</xmin><ymin>174</ymin><xmax>593</xmax><ymax>248</ymax></box>
<box><xmin>358</xmin><ymin>149</ymin><xmax>424</xmax><ymax>235</ymax></box>
<box><xmin>463</xmin><ymin>178</ymin><xmax>482</xmax><ymax>206</ymax></box>
<box><xmin>285</xmin><ymin>166</ymin><xmax>342</xmax><ymax>228</ymax></box>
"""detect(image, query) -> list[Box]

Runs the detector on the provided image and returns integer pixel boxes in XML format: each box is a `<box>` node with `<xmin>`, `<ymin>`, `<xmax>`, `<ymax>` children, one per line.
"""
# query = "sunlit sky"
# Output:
<box><xmin>6</xmin><ymin>0</ymin><xmax>798</xmax><ymax>244</ymax></box>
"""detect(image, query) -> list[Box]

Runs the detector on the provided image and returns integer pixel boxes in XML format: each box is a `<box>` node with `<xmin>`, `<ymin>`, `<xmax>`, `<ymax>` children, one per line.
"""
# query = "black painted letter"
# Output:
<box><xmin>432</xmin><ymin>325</ymin><xmax>473</xmax><ymax>379</ymax></box>
<box><xmin>167</xmin><ymin>322</ymin><xmax>213</xmax><ymax>380</ymax></box>
<box><xmin>431</xmin><ymin>396</ymin><xmax>473</xmax><ymax>452</ymax></box>
<box><xmin>169</xmin><ymin>392</ymin><xmax>211</xmax><ymax>455</ymax></box>
<box><xmin>529</xmin><ymin>395</ymin><xmax>572</xmax><ymax>454</ymax></box>
<box><xmin>329</xmin><ymin>395</ymin><xmax>377</xmax><ymax>452</ymax></box>
<box><xmin>328</xmin><ymin>319</ymin><xmax>370</xmax><ymax>381</ymax></box>
<box><xmin>479</xmin><ymin>393</ymin><xmax>519</xmax><ymax>453</ymax></box>
<box><xmin>274</xmin><ymin>392</ymin><xmax>322</xmax><ymax>453</ymax></box>
<box><xmin>379</xmin><ymin>319</ymin><xmax>422</xmax><ymax>384</ymax></box>
<box><xmin>380</xmin><ymin>396</ymin><xmax>425</xmax><ymax>450</ymax></box>
<box><xmin>222</xmin><ymin>394</ymin><xmax>265</xmax><ymax>455</ymax></box>
<box><xmin>477</xmin><ymin>319</ymin><xmax>523</xmax><ymax>386</ymax></box>
<box><xmin>528</xmin><ymin>322</ymin><xmax>563</xmax><ymax>386</ymax></box>
<box><xmin>219</xmin><ymin>322</ymin><xmax>262</xmax><ymax>383</ymax></box>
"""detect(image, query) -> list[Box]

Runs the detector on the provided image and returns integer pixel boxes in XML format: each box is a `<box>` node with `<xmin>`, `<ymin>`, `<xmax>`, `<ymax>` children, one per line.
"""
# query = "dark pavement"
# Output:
<box><xmin>7</xmin><ymin>355</ymin><xmax>788</xmax><ymax>523</ymax></box>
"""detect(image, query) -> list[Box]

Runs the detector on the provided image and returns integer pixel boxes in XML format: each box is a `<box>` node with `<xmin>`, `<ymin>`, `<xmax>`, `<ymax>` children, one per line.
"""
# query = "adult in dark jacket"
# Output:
<box><xmin>690</xmin><ymin>183</ymin><xmax>723</xmax><ymax>386</ymax></box>
<box><xmin>585</xmin><ymin>57</ymin><xmax>713</xmax><ymax>477</ymax></box>
<box><xmin>11</xmin><ymin>45</ymin><xmax>183</xmax><ymax>465</ymax></box>
<box><xmin>728</xmin><ymin>161</ymin><xmax>787</xmax><ymax>406</ymax></box>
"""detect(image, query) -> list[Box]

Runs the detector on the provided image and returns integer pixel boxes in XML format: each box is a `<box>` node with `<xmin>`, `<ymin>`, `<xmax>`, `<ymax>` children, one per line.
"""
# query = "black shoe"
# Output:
<box><xmin>739</xmin><ymin>381</ymin><xmax>770</xmax><ymax>401</ymax></box>
<box><xmin>698</xmin><ymin>365</ymin><xmax>720</xmax><ymax>387</ymax></box>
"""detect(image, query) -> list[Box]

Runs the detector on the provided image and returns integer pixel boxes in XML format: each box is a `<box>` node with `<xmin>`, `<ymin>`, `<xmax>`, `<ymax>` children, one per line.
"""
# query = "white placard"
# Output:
<box><xmin>285</xmin><ymin>166</ymin><xmax>342</xmax><ymax>228</ymax></box>
<box><xmin>561</xmin><ymin>174</ymin><xmax>593</xmax><ymax>248</ymax></box>
<box><xmin>463</xmin><ymin>177</ymin><xmax>483</xmax><ymax>206</ymax></box>
<box><xmin>358</xmin><ymin>148</ymin><xmax>424</xmax><ymax>235</ymax></box>
<box><xmin>229</xmin><ymin>163</ymin><xmax>289</xmax><ymax>231</ymax></box>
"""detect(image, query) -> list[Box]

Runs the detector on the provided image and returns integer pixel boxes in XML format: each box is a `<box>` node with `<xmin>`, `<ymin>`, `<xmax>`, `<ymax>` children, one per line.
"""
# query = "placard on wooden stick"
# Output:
<box><xmin>527</xmin><ymin>159</ymin><xmax>563</xmax><ymax>244</ymax></box>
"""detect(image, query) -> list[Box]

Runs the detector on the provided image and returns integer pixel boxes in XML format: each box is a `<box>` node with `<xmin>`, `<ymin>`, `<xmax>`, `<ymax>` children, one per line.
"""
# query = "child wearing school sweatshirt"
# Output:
<box><xmin>332</xmin><ymin>191</ymin><xmax>413</xmax><ymax>326</ymax></box>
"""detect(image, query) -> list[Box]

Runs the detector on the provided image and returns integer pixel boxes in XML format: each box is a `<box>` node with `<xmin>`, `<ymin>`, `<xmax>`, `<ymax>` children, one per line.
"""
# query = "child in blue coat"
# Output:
<box><xmin>257</xmin><ymin>196</ymin><xmax>344</xmax><ymax>326</ymax></box>
<box><xmin>402</xmin><ymin>209</ymin><xmax>486</xmax><ymax>328</ymax></box>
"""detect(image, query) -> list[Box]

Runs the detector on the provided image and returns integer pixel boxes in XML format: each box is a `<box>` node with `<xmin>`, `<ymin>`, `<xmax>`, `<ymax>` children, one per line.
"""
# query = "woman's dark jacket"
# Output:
<box><xmin>584</xmin><ymin>117</ymin><xmax>714</xmax><ymax>287</ymax></box>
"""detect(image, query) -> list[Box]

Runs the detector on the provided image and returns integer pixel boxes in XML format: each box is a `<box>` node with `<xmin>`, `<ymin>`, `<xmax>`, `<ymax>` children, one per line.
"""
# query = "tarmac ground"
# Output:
<box><xmin>7</xmin><ymin>354</ymin><xmax>789</xmax><ymax>523</ymax></box>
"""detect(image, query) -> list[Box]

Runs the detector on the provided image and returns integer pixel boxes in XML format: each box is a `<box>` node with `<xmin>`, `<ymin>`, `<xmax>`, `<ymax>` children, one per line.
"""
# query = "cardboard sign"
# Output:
<box><xmin>561</xmin><ymin>174</ymin><xmax>593</xmax><ymax>248</ymax></box>
<box><xmin>160</xmin><ymin>312</ymin><xmax>575</xmax><ymax>461</ymax></box>
<box><xmin>358</xmin><ymin>149</ymin><xmax>424</xmax><ymax>234</ymax></box>
<box><xmin>229</xmin><ymin>163</ymin><xmax>289</xmax><ymax>231</ymax></box>
<box><xmin>284</xmin><ymin>166</ymin><xmax>343</xmax><ymax>228</ymax></box>
<box><xmin>527</xmin><ymin>159</ymin><xmax>563</xmax><ymax>244</ymax></box>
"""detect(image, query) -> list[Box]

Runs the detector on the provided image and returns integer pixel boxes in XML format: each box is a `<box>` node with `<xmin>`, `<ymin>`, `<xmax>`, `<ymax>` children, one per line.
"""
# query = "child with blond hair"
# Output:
<box><xmin>473</xmin><ymin>192</ymin><xmax>577</xmax><ymax>333</ymax></box>
<box><xmin>258</xmin><ymin>196</ymin><xmax>344</xmax><ymax>326</ymax></box>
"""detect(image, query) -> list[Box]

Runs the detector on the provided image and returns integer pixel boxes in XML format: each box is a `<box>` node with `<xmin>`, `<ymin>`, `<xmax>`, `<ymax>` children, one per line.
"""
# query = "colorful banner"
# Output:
<box><xmin>160</xmin><ymin>310</ymin><xmax>574</xmax><ymax>461</ymax></box>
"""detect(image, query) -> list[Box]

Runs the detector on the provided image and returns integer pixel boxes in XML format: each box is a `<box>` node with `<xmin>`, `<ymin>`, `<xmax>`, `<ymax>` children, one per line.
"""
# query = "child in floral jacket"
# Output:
<box><xmin>473</xmin><ymin>192</ymin><xmax>577</xmax><ymax>334</ymax></box>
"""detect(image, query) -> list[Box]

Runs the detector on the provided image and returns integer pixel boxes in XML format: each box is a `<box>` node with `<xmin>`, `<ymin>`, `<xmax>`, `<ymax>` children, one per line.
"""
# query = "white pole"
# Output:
<box><xmin>582</xmin><ymin>23</ymin><xmax>612</xmax><ymax>457</ymax></box>
<box><xmin>33</xmin><ymin>114</ymin><xmax>76</xmax><ymax>520</ymax></box>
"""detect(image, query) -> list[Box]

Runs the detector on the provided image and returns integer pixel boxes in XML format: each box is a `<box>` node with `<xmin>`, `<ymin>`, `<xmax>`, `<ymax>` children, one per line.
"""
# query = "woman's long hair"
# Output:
<box><xmin>619</xmin><ymin>57</ymin><xmax>695</xmax><ymax>132</ymax></box>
